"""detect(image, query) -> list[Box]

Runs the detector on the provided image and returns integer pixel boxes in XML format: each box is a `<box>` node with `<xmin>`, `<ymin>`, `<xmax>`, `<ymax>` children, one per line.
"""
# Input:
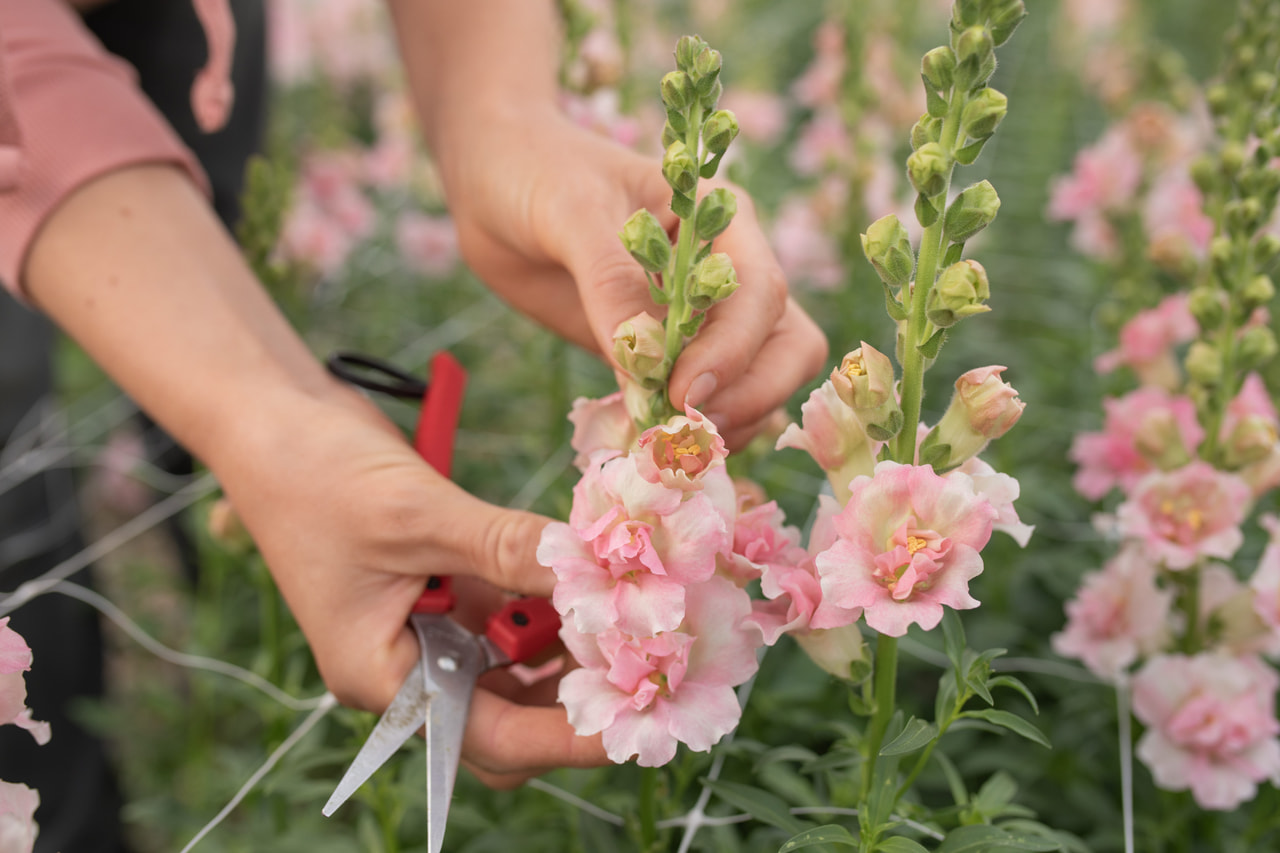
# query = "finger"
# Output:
<box><xmin>462</xmin><ymin>688</ymin><xmax>609</xmax><ymax>776</ymax></box>
<box><xmin>666</xmin><ymin>193</ymin><xmax>792</xmax><ymax>415</ymax></box>
<box><xmin>694</xmin><ymin>297</ymin><xmax>828</xmax><ymax>434</ymax></box>
<box><xmin>718</xmin><ymin>409</ymin><xmax>789</xmax><ymax>454</ymax></box>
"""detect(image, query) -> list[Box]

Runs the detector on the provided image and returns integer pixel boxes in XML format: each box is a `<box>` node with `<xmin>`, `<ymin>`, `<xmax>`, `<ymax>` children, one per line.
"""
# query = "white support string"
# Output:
<box><xmin>1116</xmin><ymin>679</ymin><xmax>1135</xmax><ymax>853</ymax></box>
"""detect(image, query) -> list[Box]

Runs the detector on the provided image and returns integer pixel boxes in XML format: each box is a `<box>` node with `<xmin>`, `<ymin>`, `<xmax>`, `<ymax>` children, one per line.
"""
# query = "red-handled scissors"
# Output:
<box><xmin>322</xmin><ymin>351</ymin><xmax>561</xmax><ymax>852</ymax></box>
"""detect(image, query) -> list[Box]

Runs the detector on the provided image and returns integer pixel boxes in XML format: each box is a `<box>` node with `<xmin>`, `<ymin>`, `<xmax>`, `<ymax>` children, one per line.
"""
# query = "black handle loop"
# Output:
<box><xmin>325</xmin><ymin>352</ymin><xmax>429</xmax><ymax>400</ymax></box>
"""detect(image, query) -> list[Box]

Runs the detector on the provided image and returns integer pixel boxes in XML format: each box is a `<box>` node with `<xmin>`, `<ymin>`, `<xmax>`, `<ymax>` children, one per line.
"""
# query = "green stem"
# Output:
<box><xmin>637</xmin><ymin>765</ymin><xmax>659</xmax><ymax>851</ymax></box>
<box><xmin>662</xmin><ymin>103</ymin><xmax>705</xmax><ymax>382</ymax></box>
<box><xmin>893</xmin><ymin>94</ymin><xmax>966</xmax><ymax>463</ymax></box>
<box><xmin>861</xmin><ymin>634</ymin><xmax>899</xmax><ymax>798</ymax></box>
<box><xmin>1198</xmin><ymin>239</ymin><xmax>1253</xmax><ymax>463</ymax></box>
<box><xmin>1177</xmin><ymin>565</ymin><xmax>1203</xmax><ymax>654</ymax></box>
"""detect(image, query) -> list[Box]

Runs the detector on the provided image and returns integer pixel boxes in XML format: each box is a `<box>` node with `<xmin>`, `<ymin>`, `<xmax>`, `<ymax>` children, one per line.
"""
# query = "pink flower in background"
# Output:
<box><xmin>558</xmin><ymin>577</ymin><xmax>760</xmax><ymax>766</ymax></box>
<box><xmin>720</xmin><ymin>91</ymin><xmax>787</xmax><ymax>146</ymax></box>
<box><xmin>1132</xmin><ymin>653</ymin><xmax>1280</xmax><ymax>810</ymax></box>
<box><xmin>280</xmin><ymin>152</ymin><xmax>376</xmax><ymax>276</ymax></box>
<box><xmin>1115</xmin><ymin>462</ymin><xmax>1250</xmax><ymax>570</ymax></box>
<box><xmin>789</xmin><ymin>109</ymin><xmax>849</xmax><ymax>176</ymax></box>
<box><xmin>791</xmin><ymin>21</ymin><xmax>845</xmax><ymax>108</ymax></box>
<box><xmin>811</xmin><ymin>462</ymin><xmax>997</xmax><ymax>636</ymax></box>
<box><xmin>1220</xmin><ymin>374</ymin><xmax>1280</xmax><ymax>484</ymax></box>
<box><xmin>0</xmin><ymin>781</ymin><xmax>39</xmax><ymax>853</ymax></box>
<box><xmin>395</xmin><ymin>211</ymin><xmax>459</xmax><ymax>277</ymax></box>
<box><xmin>776</xmin><ymin>380</ymin><xmax>877</xmax><ymax>502</ymax></box>
<box><xmin>635</xmin><ymin>408</ymin><xmax>727</xmax><ymax>493</ymax></box>
<box><xmin>1047</xmin><ymin>127</ymin><xmax>1143</xmax><ymax>221</ymax></box>
<box><xmin>88</xmin><ymin>428</ymin><xmax>151</xmax><ymax>516</ymax></box>
<box><xmin>1052</xmin><ymin>545</ymin><xmax>1173</xmax><ymax>681</ymax></box>
<box><xmin>1070</xmin><ymin>387</ymin><xmax>1204</xmax><ymax>500</ymax></box>
<box><xmin>0</xmin><ymin>620</ymin><xmax>49</xmax><ymax>746</ymax></box>
<box><xmin>1068</xmin><ymin>211</ymin><xmax>1120</xmax><ymax>260</ymax></box>
<box><xmin>568</xmin><ymin>393</ymin><xmax>637</xmax><ymax>470</ymax></box>
<box><xmin>560</xmin><ymin>90</ymin><xmax>642</xmax><ymax>148</ymax></box>
<box><xmin>1143</xmin><ymin>170</ymin><xmax>1213</xmax><ymax>263</ymax></box>
<box><xmin>1094</xmin><ymin>294</ymin><xmax>1198</xmax><ymax>388</ymax></box>
<box><xmin>770</xmin><ymin>196</ymin><xmax>844</xmax><ymax>290</ymax></box>
<box><xmin>1249</xmin><ymin>516</ymin><xmax>1280</xmax><ymax>646</ymax></box>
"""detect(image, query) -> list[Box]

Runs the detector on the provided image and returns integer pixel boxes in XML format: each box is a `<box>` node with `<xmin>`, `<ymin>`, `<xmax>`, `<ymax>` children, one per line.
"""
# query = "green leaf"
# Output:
<box><xmin>915</xmin><ymin>193</ymin><xmax>940</xmax><ymax>228</ymax></box>
<box><xmin>679</xmin><ymin>313</ymin><xmax>707</xmax><ymax>338</ymax></box>
<box><xmin>988</xmin><ymin>676</ymin><xmax>1039</xmax><ymax>715</ymax></box>
<box><xmin>941</xmin><ymin>609</ymin><xmax>966</xmax><ymax>674</ymax></box>
<box><xmin>671</xmin><ymin>191</ymin><xmax>695</xmax><ymax>219</ymax></box>
<box><xmin>882</xmin><ymin>280</ymin><xmax>910</xmax><ymax>321</ymax></box>
<box><xmin>701</xmin><ymin>779</ymin><xmax>808</xmax><ymax>836</ymax></box>
<box><xmin>694</xmin><ymin>241</ymin><xmax>714</xmax><ymax>263</ymax></box>
<box><xmin>801</xmin><ymin>747</ymin><xmax>863</xmax><ymax>776</ymax></box>
<box><xmin>779</xmin><ymin>825</ymin><xmax>859</xmax><ymax>851</ymax></box>
<box><xmin>701</xmin><ymin>151</ymin><xmax>725</xmax><ymax>179</ymax></box>
<box><xmin>917</xmin><ymin>328</ymin><xmax>948</xmax><ymax>360</ymax></box>
<box><xmin>936</xmin><ymin>824</ymin><xmax>1062</xmax><ymax>852</ymax></box>
<box><xmin>935</xmin><ymin>751</ymin><xmax>968</xmax><ymax>806</ymax></box>
<box><xmin>943</xmin><ymin>241</ymin><xmax>965</xmax><ymax>267</ymax></box>
<box><xmin>997</xmin><ymin>819</ymin><xmax>1084</xmax><ymax>853</ymax></box>
<box><xmin>924</xmin><ymin>80</ymin><xmax>949</xmax><ymax>118</ymax></box>
<box><xmin>954</xmin><ymin>135</ymin><xmax>990</xmax><ymax>165</ymax></box>
<box><xmin>970</xmin><ymin>771</ymin><xmax>1018</xmax><ymax>818</ymax></box>
<box><xmin>877</xmin><ymin>837</ymin><xmax>932</xmax><ymax>853</ymax></box>
<box><xmin>754</xmin><ymin>745</ymin><xmax>821</xmax><ymax>772</ymax></box>
<box><xmin>647</xmin><ymin>279</ymin><xmax>670</xmax><ymax>305</ymax></box>
<box><xmin>934</xmin><ymin>669</ymin><xmax>959</xmax><ymax>727</ymax></box>
<box><xmin>963</xmin><ymin>710</ymin><xmax>1051</xmax><ymax>749</ymax></box>
<box><xmin>880</xmin><ymin>717</ymin><xmax>939</xmax><ymax>756</ymax></box>
<box><xmin>865</xmin><ymin>752</ymin><xmax>902</xmax><ymax>831</ymax></box>
<box><xmin>919</xmin><ymin>441</ymin><xmax>951</xmax><ymax>470</ymax></box>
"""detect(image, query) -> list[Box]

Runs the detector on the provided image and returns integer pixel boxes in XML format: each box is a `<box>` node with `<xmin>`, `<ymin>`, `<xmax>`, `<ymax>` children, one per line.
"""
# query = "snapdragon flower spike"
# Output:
<box><xmin>1114</xmin><ymin>461</ymin><xmax>1251</xmax><ymax>571</ymax></box>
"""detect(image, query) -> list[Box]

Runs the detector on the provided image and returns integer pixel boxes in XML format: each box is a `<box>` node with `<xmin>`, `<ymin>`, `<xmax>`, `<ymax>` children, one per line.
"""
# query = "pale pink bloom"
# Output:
<box><xmin>1221</xmin><ymin>374</ymin><xmax>1280</xmax><ymax>480</ymax></box>
<box><xmin>725</xmin><ymin>500</ymin><xmax>805</xmax><ymax>583</ymax></box>
<box><xmin>569</xmin><ymin>453</ymin><xmax>730</xmax><ymax>584</ymax></box>
<box><xmin>0</xmin><ymin>781</ymin><xmax>39</xmax><ymax>853</ymax></box>
<box><xmin>929</xmin><ymin>366</ymin><xmax>1025</xmax><ymax>466</ymax></box>
<box><xmin>720</xmin><ymin>91</ymin><xmax>788</xmax><ymax>146</ymax></box>
<box><xmin>559</xmin><ymin>90</ymin><xmax>641</xmax><ymax>148</ymax></box>
<box><xmin>743</xmin><ymin>495</ymin><xmax>839</xmax><ymax>644</ymax></box>
<box><xmin>1047</xmin><ymin>127</ymin><xmax>1143</xmax><ymax>221</ymax></box>
<box><xmin>0</xmin><ymin>620</ymin><xmax>49</xmax><ymax>745</ymax></box>
<box><xmin>811</xmin><ymin>462</ymin><xmax>998</xmax><ymax>636</ymax></box>
<box><xmin>1115</xmin><ymin>462</ymin><xmax>1251</xmax><ymax>570</ymax></box>
<box><xmin>300</xmin><ymin>152</ymin><xmax>376</xmax><ymax>235</ymax></box>
<box><xmin>279</xmin><ymin>200</ymin><xmax>357</xmax><ymax>277</ymax></box>
<box><xmin>1070</xmin><ymin>387</ymin><xmax>1204</xmax><ymax>500</ymax></box>
<box><xmin>635</xmin><ymin>408</ymin><xmax>727</xmax><ymax>493</ymax></box>
<box><xmin>953</xmin><ymin>457</ymin><xmax>1034</xmax><ymax>547</ymax></box>
<box><xmin>770</xmin><ymin>196</ymin><xmax>844</xmax><ymax>290</ymax></box>
<box><xmin>574</xmin><ymin>29</ymin><xmax>624</xmax><ymax>90</ymax></box>
<box><xmin>1248</xmin><ymin>516</ymin><xmax>1280</xmax><ymax>653</ymax></box>
<box><xmin>1061</xmin><ymin>0</ymin><xmax>1130</xmax><ymax>39</ymax></box>
<box><xmin>568</xmin><ymin>393</ymin><xmax>636</xmax><ymax>470</ymax></box>
<box><xmin>791</xmin><ymin>21</ymin><xmax>845</xmax><ymax>108</ymax></box>
<box><xmin>789</xmin><ymin>109</ymin><xmax>849</xmax><ymax>176</ymax></box>
<box><xmin>776</xmin><ymin>379</ymin><xmax>877</xmax><ymax>503</ymax></box>
<box><xmin>1132</xmin><ymin>653</ymin><xmax>1280</xmax><ymax>810</ymax></box>
<box><xmin>1069</xmin><ymin>211</ymin><xmax>1120</xmax><ymax>261</ymax></box>
<box><xmin>303</xmin><ymin>0</ymin><xmax>396</xmax><ymax>87</ymax></box>
<box><xmin>1143</xmin><ymin>170</ymin><xmax>1213</xmax><ymax>262</ymax></box>
<box><xmin>558</xmin><ymin>577</ymin><xmax>760</xmax><ymax>766</ymax></box>
<box><xmin>1051</xmin><ymin>545</ymin><xmax>1173</xmax><ymax>681</ymax></box>
<box><xmin>363</xmin><ymin>137</ymin><xmax>415</xmax><ymax>189</ymax></box>
<box><xmin>1094</xmin><ymin>294</ymin><xmax>1198</xmax><ymax>388</ymax></box>
<box><xmin>266</xmin><ymin>0</ymin><xmax>311</xmax><ymax>86</ymax></box>
<box><xmin>395</xmin><ymin>211</ymin><xmax>459</xmax><ymax>277</ymax></box>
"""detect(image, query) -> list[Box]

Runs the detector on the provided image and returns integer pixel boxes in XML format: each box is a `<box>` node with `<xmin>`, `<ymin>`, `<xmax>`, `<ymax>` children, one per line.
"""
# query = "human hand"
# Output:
<box><xmin>214</xmin><ymin>388</ymin><xmax>607</xmax><ymax>785</ymax></box>
<box><xmin>435</xmin><ymin>110</ymin><xmax>828</xmax><ymax>448</ymax></box>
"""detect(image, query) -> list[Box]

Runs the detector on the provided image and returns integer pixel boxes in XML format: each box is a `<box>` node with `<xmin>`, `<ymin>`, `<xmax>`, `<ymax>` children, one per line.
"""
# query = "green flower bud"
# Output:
<box><xmin>989</xmin><ymin>0</ymin><xmax>1027</xmax><ymax>45</ymax></box>
<box><xmin>1210</xmin><ymin>235</ymin><xmax>1235</xmax><ymax>272</ymax></box>
<box><xmin>1244</xmin><ymin>274</ymin><xmax>1276</xmax><ymax>310</ymax></box>
<box><xmin>911</xmin><ymin>114</ymin><xmax>942</xmax><ymax>150</ymax></box>
<box><xmin>1188</xmin><ymin>287</ymin><xmax>1224</xmax><ymax>329</ymax></box>
<box><xmin>694</xmin><ymin>188</ymin><xmax>737</xmax><ymax>241</ymax></box>
<box><xmin>619</xmin><ymin>209</ymin><xmax>671</xmax><ymax>274</ymax></box>
<box><xmin>1206</xmin><ymin>83</ymin><xmax>1231</xmax><ymax>118</ymax></box>
<box><xmin>927</xmin><ymin>259</ymin><xmax>991</xmax><ymax>328</ymax></box>
<box><xmin>961</xmin><ymin>87</ymin><xmax>1007</xmax><ymax>139</ymax></box>
<box><xmin>921</xmin><ymin>46</ymin><xmax>956</xmax><ymax>92</ymax></box>
<box><xmin>687</xmin><ymin>252</ymin><xmax>739</xmax><ymax>310</ymax></box>
<box><xmin>1249</xmin><ymin>71</ymin><xmax>1277</xmax><ymax>100</ymax></box>
<box><xmin>660</xmin><ymin>71</ymin><xmax>694</xmax><ymax>112</ymax></box>
<box><xmin>613</xmin><ymin>312</ymin><xmax>670</xmax><ymax>389</ymax></box>
<box><xmin>954</xmin><ymin>26</ymin><xmax>995</xmax><ymax>89</ymax></box>
<box><xmin>1256</xmin><ymin>234</ymin><xmax>1280</xmax><ymax>266</ymax></box>
<box><xmin>662</xmin><ymin>140</ymin><xmax>698</xmax><ymax>194</ymax></box>
<box><xmin>1185</xmin><ymin>340</ymin><xmax>1223</xmax><ymax>385</ymax></box>
<box><xmin>944</xmin><ymin>180</ymin><xmax>1000</xmax><ymax>244</ymax></box>
<box><xmin>951</xmin><ymin>0</ymin><xmax>983</xmax><ymax>30</ymax></box>
<box><xmin>702</xmin><ymin>109</ymin><xmax>739</xmax><ymax>155</ymax></box>
<box><xmin>1220</xmin><ymin>142</ymin><xmax>1246</xmax><ymax>177</ymax></box>
<box><xmin>1190</xmin><ymin>154</ymin><xmax>1218</xmax><ymax>194</ymax></box>
<box><xmin>860</xmin><ymin>214</ymin><xmax>914</xmax><ymax>287</ymax></box>
<box><xmin>907</xmin><ymin>142</ymin><xmax>951</xmax><ymax>197</ymax></box>
<box><xmin>1239</xmin><ymin>326</ymin><xmax>1279</xmax><ymax>371</ymax></box>
<box><xmin>693</xmin><ymin>47</ymin><xmax>723</xmax><ymax>91</ymax></box>
<box><xmin>675</xmin><ymin>36</ymin><xmax>706</xmax><ymax>73</ymax></box>
<box><xmin>661</xmin><ymin>122</ymin><xmax>681</xmax><ymax>149</ymax></box>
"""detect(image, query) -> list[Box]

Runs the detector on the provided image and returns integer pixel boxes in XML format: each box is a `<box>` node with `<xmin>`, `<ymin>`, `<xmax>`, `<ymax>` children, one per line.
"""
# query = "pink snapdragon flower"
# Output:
<box><xmin>1143</xmin><ymin>170</ymin><xmax>1213</xmax><ymax>271</ymax></box>
<box><xmin>558</xmin><ymin>577</ymin><xmax>760</xmax><ymax>767</ymax></box>
<box><xmin>1051</xmin><ymin>545</ymin><xmax>1173</xmax><ymax>681</ymax></box>
<box><xmin>635</xmin><ymin>408</ymin><xmax>728</xmax><ymax>492</ymax></box>
<box><xmin>776</xmin><ymin>380</ymin><xmax>878</xmax><ymax>503</ymax></box>
<box><xmin>279</xmin><ymin>152</ymin><xmax>376</xmax><ymax>276</ymax></box>
<box><xmin>1221</xmin><ymin>374</ymin><xmax>1280</xmax><ymax>492</ymax></box>
<box><xmin>790</xmin><ymin>109</ymin><xmax>850</xmax><ymax>176</ymax></box>
<box><xmin>1047</xmin><ymin>127</ymin><xmax>1143</xmax><ymax>222</ymax></box>
<box><xmin>770</xmin><ymin>196</ymin><xmax>844</xmax><ymax>290</ymax></box>
<box><xmin>810</xmin><ymin>462</ymin><xmax>998</xmax><ymax>636</ymax></box>
<box><xmin>1132</xmin><ymin>653</ymin><xmax>1280</xmax><ymax>810</ymax></box>
<box><xmin>0</xmin><ymin>781</ymin><xmax>39</xmax><ymax>853</ymax></box>
<box><xmin>1093</xmin><ymin>294</ymin><xmax>1198</xmax><ymax>388</ymax></box>
<box><xmin>1070</xmin><ymin>387</ymin><xmax>1204</xmax><ymax>500</ymax></box>
<box><xmin>791</xmin><ymin>21</ymin><xmax>845</xmax><ymax>108</ymax></box>
<box><xmin>719</xmin><ymin>90</ymin><xmax>787</xmax><ymax>146</ymax></box>
<box><xmin>927</xmin><ymin>366</ymin><xmax>1025</xmax><ymax>467</ymax></box>
<box><xmin>0</xmin><ymin>620</ymin><xmax>49</xmax><ymax>745</ymax></box>
<box><xmin>1248</xmin><ymin>516</ymin><xmax>1280</xmax><ymax>653</ymax></box>
<box><xmin>953</xmin><ymin>456</ymin><xmax>1035</xmax><ymax>547</ymax></box>
<box><xmin>395</xmin><ymin>211</ymin><xmax>459</xmax><ymax>278</ymax></box>
<box><xmin>1115</xmin><ymin>462</ymin><xmax>1250</xmax><ymax>570</ymax></box>
<box><xmin>568</xmin><ymin>393</ymin><xmax>637</xmax><ymax>470</ymax></box>
<box><xmin>725</xmin><ymin>500</ymin><xmax>807</xmax><ymax>586</ymax></box>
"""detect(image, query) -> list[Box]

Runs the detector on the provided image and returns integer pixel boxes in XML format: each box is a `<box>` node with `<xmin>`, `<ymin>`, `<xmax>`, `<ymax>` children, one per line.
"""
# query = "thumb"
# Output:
<box><xmin>438</xmin><ymin>493</ymin><xmax>558</xmax><ymax>599</ymax></box>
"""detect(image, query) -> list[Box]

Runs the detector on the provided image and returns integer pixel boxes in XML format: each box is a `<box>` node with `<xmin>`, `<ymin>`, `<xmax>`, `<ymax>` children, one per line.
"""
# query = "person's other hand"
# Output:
<box><xmin>436</xmin><ymin>110</ymin><xmax>828</xmax><ymax>448</ymax></box>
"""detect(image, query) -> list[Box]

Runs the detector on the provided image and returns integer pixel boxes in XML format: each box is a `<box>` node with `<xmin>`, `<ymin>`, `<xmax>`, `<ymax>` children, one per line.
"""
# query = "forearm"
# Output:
<box><xmin>23</xmin><ymin>164</ymin><xmax>361</xmax><ymax>475</ymax></box>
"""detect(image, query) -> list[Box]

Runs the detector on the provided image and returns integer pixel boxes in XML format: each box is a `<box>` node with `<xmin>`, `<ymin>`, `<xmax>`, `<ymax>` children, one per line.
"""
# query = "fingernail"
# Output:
<box><xmin>684</xmin><ymin>372</ymin><xmax>718</xmax><ymax>409</ymax></box>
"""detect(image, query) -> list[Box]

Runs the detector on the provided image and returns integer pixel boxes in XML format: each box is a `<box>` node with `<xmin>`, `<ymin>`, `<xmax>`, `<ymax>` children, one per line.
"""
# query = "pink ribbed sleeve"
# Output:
<box><xmin>0</xmin><ymin>0</ymin><xmax>209</xmax><ymax>296</ymax></box>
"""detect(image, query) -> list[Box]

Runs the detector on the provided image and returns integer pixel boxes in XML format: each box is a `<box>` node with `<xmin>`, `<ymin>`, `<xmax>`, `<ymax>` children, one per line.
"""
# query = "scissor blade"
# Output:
<box><xmin>414</xmin><ymin>614</ymin><xmax>485</xmax><ymax>853</ymax></box>
<box><xmin>322</xmin><ymin>661</ymin><xmax>428</xmax><ymax>817</ymax></box>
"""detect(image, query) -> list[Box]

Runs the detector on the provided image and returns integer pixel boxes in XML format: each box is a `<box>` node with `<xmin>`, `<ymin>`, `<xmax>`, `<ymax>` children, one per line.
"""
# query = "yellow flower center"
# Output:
<box><xmin>843</xmin><ymin>359</ymin><xmax>866</xmax><ymax>379</ymax></box>
<box><xmin>907</xmin><ymin>535</ymin><xmax>927</xmax><ymax>555</ymax></box>
<box><xmin>673</xmin><ymin>444</ymin><xmax>702</xmax><ymax>458</ymax></box>
<box><xmin>1159</xmin><ymin>499</ymin><xmax>1204</xmax><ymax>534</ymax></box>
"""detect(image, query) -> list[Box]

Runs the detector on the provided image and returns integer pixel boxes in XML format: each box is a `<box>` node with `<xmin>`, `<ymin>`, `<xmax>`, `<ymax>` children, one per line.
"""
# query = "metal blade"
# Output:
<box><xmin>322</xmin><ymin>658</ymin><xmax>428</xmax><ymax>817</ymax></box>
<box><xmin>414</xmin><ymin>614</ymin><xmax>485</xmax><ymax>853</ymax></box>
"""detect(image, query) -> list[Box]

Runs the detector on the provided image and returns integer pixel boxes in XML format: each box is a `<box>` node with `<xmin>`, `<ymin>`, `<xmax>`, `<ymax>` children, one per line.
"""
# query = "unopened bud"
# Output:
<box><xmin>1223</xmin><ymin>414</ymin><xmax>1278</xmax><ymax>469</ymax></box>
<box><xmin>954</xmin><ymin>26</ymin><xmax>995</xmax><ymax>90</ymax></box>
<box><xmin>675</xmin><ymin>36</ymin><xmax>706</xmax><ymax>73</ymax></box>
<box><xmin>1257</xmin><ymin>234</ymin><xmax>1280</xmax><ymax>266</ymax></box>
<box><xmin>1210</xmin><ymin>236</ymin><xmax>1235</xmax><ymax>272</ymax></box>
<box><xmin>926</xmin><ymin>365</ymin><xmax>1024</xmax><ymax>467</ymax></box>
<box><xmin>1239</xmin><ymin>326</ymin><xmax>1279</xmax><ymax>371</ymax></box>
<box><xmin>662</xmin><ymin>140</ymin><xmax>698</xmax><ymax>194</ymax></box>
<box><xmin>1186</xmin><ymin>340</ymin><xmax>1223</xmax><ymax>385</ymax></box>
<box><xmin>687</xmin><ymin>252</ymin><xmax>739</xmax><ymax>310</ymax></box>
<box><xmin>860</xmin><ymin>214</ymin><xmax>914</xmax><ymax>286</ymax></box>
<box><xmin>907</xmin><ymin>142</ymin><xmax>950</xmax><ymax>197</ymax></box>
<box><xmin>829</xmin><ymin>343</ymin><xmax>902</xmax><ymax>441</ymax></box>
<box><xmin>1225</xmin><ymin>198</ymin><xmax>1263</xmax><ymax>233</ymax></box>
<box><xmin>921</xmin><ymin>46</ymin><xmax>956</xmax><ymax>92</ymax></box>
<box><xmin>613</xmin><ymin>312</ymin><xmax>670</xmax><ymax>388</ymax></box>
<box><xmin>702</xmin><ymin>109</ymin><xmax>739</xmax><ymax>154</ymax></box>
<box><xmin>951</xmin><ymin>0</ymin><xmax>983</xmax><ymax>29</ymax></box>
<box><xmin>1190</xmin><ymin>154</ymin><xmax>1218</xmax><ymax>194</ymax></box>
<box><xmin>660</xmin><ymin>71</ymin><xmax>694</xmax><ymax>112</ymax></box>
<box><xmin>1133</xmin><ymin>410</ymin><xmax>1193</xmax><ymax>471</ymax></box>
<box><xmin>927</xmin><ymin>259</ymin><xmax>991</xmax><ymax>327</ymax></box>
<box><xmin>694</xmin><ymin>188</ymin><xmax>737</xmax><ymax>240</ymax></box>
<box><xmin>691</xmin><ymin>47</ymin><xmax>723</xmax><ymax>99</ymax></box>
<box><xmin>989</xmin><ymin>0</ymin><xmax>1027</xmax><ymax>46</ymax></box>
<box><xmin>1206</xmin><ymin>83</ymin><xmax>1231</xmax><ymax>117</ymax></box>
<box><xmin>1249</xmin><ymin>71</ymin><xmax>1277</xmax><ymax>101</ymax></box>
<box><xmin>961</xmin><ymin>87</ymin><xmax>1007</xmax><ymax>139</ymax></box>
<box><xmin>795</xmin><ymin>625</ymin><xmax>868</xmax><ymax>682</ymax></box>
<box><xmin>1220</xmin><ymin>143</ymin><xmax>1245</xmax><ymax>177</ymax></box>
<box><xmin>1187</xmin><ymin>287</ymin><xmax>1224</xmax><ymax>330</ymax></box>
<box><xmin>911</xmin><ymin>114</ymin><xmax>942</xmax><ymax>150</ymax></box>
<box><xmin>943</xmin><ymin>180</ymin><xmax>1000</xmax><ymax>243</ymax></box>
<box><xmin>1244</xmin><ymin>275</ymin><xmax>1276</xmax><ymax>310</ymax></box>
<box><xmin>619</xmin><ymin>209</ymin><xmax>671</xmax><ymax>273</ymax></box>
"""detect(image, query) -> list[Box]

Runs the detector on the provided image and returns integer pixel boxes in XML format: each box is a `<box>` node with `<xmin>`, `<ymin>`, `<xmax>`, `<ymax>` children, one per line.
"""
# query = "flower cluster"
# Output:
<box><xmin>0</xmin><ymin>618</ymin><xmax>49</xmax><ymax>853</ymax></box>
<box><xmin>1054</xmin><ymin>0</ymin><xmax>1280</xmax><ymax>811</ymax></box>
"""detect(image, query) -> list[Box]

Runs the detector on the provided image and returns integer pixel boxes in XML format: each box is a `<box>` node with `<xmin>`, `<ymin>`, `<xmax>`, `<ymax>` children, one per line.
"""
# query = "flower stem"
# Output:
<box><xmin>861</xmin><ymin>633</ymin><xmax>899</xmax><ymax>797</ymax></box>
<box><xmin>663</xmin><ymin>103</ymin><xmax>705</xmax><ymax>395</ymax></box>
<box><xmin>637</xmin><ymin>765</ymin><xmax>660</xmax><ymax>851</ymax></box>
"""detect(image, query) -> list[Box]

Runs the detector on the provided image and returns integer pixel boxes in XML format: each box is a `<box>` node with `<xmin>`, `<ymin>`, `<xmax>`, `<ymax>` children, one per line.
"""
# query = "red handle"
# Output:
<box><xmin>412</xmin><ymin>351</ymin><xmax>467</xmax><ymax>609</ymax></box>
<box><xmin>485</xmin><ymin>598</ymin><xmax>561</xmax><ymax>664</ymax></box>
